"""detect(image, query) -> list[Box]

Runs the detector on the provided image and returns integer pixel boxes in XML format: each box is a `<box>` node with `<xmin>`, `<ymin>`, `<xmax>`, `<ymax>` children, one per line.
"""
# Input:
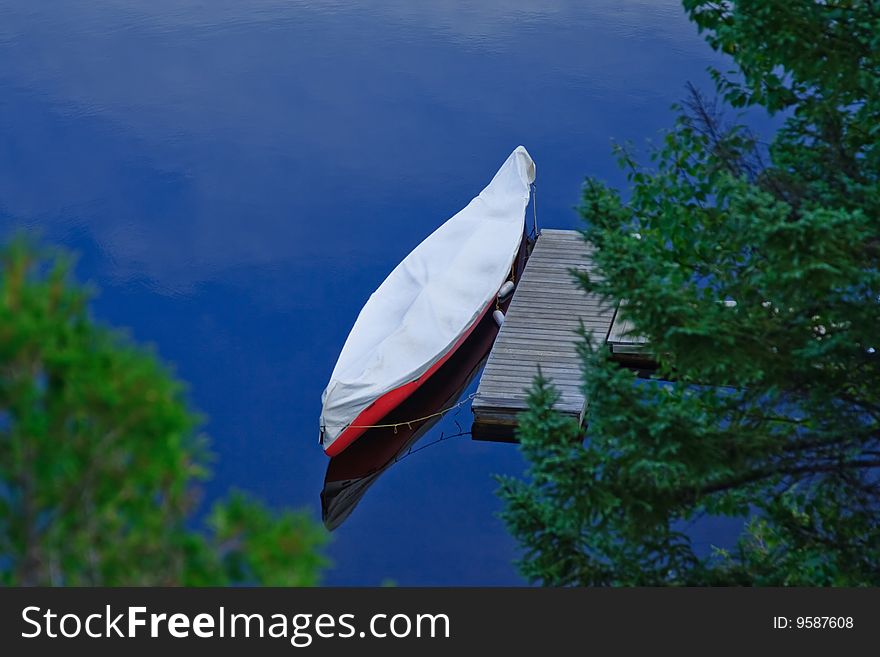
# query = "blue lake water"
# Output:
<box><xmin>1</xmin><ymin>1</ymin><xmax>738</xmax><ymax>584</ymax></box>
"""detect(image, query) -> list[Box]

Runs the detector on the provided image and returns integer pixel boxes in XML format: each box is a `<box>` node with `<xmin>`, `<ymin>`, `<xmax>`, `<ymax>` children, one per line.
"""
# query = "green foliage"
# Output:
<box><xmin>0</xmin><ymin>238</ymin><xmax>328</xmax><ymax>585</ymax></box>
<box><xmin>498</xmin><ymin>1</ymin><xmax>880</xmax><ymax>586</ymax></box>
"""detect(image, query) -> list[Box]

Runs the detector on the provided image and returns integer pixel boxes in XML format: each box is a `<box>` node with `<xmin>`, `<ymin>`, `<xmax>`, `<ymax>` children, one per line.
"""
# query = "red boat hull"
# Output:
<box><xmin>323</xmin><ymin>231</ymin><xmax>531</xmax><ymax>458</ymax></box>
<box><xmin>323</xmin><ymin>299</ymin><xmax>494</xmax><ymax>457</ymax></box>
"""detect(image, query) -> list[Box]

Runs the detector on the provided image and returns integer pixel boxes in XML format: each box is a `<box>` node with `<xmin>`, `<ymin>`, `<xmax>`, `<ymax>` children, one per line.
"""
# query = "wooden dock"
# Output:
<box><xmin>471</xmin><ymin>229</ymin><xmax>616</xmax><ymax>441</ymax></box>
<box><xmin>606</xmin><ymin>301</ymin><xmax>654</xmax><ymax>367</ymax></box>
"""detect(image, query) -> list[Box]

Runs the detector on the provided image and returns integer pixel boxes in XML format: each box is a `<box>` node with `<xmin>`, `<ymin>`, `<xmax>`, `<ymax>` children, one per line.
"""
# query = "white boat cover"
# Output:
<box><xmin>320</xmin><ymin>146</ymin><xmax>536</xmax><ymax>452</ymax></box>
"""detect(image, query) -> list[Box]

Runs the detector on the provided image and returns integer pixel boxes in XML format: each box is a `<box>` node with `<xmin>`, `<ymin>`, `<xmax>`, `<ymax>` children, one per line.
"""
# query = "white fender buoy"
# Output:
<box><xmin>497</xmin><ymin>280</ymin><xmax>515</xmax><ymax>301</ymax></box>
<box><xmin>493</xmin><ymin>309</ymin><xmax>505</xmax><ymax>327</ymax></box>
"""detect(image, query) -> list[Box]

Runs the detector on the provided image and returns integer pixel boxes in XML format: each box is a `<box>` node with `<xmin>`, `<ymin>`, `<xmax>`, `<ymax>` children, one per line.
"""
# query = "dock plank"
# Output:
<box><xmin>606</xmin><ymin>301</ymin><xmax>654</xmax><ymax>363</ymax></box>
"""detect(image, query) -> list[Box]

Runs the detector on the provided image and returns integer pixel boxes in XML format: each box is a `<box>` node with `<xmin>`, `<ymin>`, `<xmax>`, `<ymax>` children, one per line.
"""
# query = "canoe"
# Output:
<box><xmin>321</xmin><ymin>236</ymin><xmax>530</xmax><ymax>529</ymax></box>
<box><xmin>319</xmin><ymin>146</ymin><xmax>536</xmax><ymax>456</ymax></box>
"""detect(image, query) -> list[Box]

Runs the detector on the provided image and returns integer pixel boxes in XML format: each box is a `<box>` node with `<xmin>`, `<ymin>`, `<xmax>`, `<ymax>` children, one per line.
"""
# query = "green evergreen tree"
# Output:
<box><xmin>498</xmin><ymin>0</ymin><xmax>879</xmax><ymax>585</ymax></box>
<box><xmin>0</xmin><ymin>238</ymin><xmax>328</xmax><ymax>585</ymax></box>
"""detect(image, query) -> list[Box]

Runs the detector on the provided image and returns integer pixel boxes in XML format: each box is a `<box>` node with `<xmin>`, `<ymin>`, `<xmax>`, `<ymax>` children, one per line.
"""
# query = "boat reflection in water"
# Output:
<box><xmin>321</xmin><ymin>237</ymin><xmax>530</xmax><ymax>530</ymax></box>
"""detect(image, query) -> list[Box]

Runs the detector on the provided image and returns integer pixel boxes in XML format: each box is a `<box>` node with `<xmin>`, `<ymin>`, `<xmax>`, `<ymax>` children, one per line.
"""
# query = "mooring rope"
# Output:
<box><xmin>394</xmin><ymin>429</ymin><xmax>472</xmax><ymax>463</ymax></box>
<box><xmin>531</xmin><ymin>181</ymin><xmax>539</xmax><ymax>237</ymax></box>
<box><xmin>335</xmin><ymin>392</ymin><xmax>478</xmax><ymax>434</ymax></box>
